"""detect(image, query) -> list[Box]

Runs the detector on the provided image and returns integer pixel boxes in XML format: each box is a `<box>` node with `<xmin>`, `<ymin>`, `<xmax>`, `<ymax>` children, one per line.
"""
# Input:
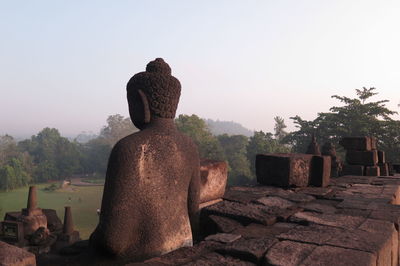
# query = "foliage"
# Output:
<box><xmin>99</xmin><ymin>114</ymin><xmax>138</xmax><ymax>146</ymax></box>
<box><xmin>176</xmin><ymin>114</ymin><xmax>225</xmax><ymax>161</ymax></box>
<box><xmin>218</xmin><ymin>134</ymin><xmax>252</xmax><ymax>185</ymax></box>
<box><xmin>284</xmin><ymin>87</ymin><xmax>400</xmax><ymax>161</ymax></box>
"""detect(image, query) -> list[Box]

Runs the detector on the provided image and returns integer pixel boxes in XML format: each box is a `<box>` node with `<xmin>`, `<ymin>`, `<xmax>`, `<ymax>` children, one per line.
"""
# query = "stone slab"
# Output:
<box><xmin>264</xmin><ymin>240</ymin><xmax>317</xmax><ymax>266</ymax></box>
<box><xmin>202</xmin><ymin>201</ymin><xmax>277</xmax><ymax>226</ymax></box>
<box><xmin>339</xmin><ymin>136</ymin><xmax>373</xmax><ymax>151</ymax></box>
<box><xmin>256</xmin><ymin>153</ymin><xmax>312</xmax><ymax>187</ymax></box>
<box><xmin>366</xmin><ymin>166</ymin><xmax>381</xmax><ymax>176</ymax></box>
<box><xmin>199</xmin><ymin>160</ymin><xmax>228</xmax><ymax>203</ymax></box>
<box><xmin>346</xmin><ymin>150</ymin><xmax>378</xmax><ymax>166</ymax></box>
<box><xmin>309</xmin><ymin>155</ymin><xmax>331</xmax><ymax>187</ymax></box>
<box><xmin>278</xmin><ymin>224</ymin><xmax>344</xmax><ymax>245</ymax></box>
<box><xmin>216</xmin><ymin>236</ymin><xmax>277</xmax><ymax>263</ymax></box>
<box><xmin>378</xmin><ymin>150</ymin><xmax>386</xmax><ymax>164</ymax></box>
<box><xmin>300</xmin><ymin>245</ymin><xmax>376</xmax><ymax>266</ymax></box>
<box><xmin>0</xmin><ymin>240</ymin><xmax>36</xmax><ymax>266</ymax></box>
<box><xmin>341</xmin><ymin>164</ymin><xmax>365</xmax><ymax>176</ymax></box>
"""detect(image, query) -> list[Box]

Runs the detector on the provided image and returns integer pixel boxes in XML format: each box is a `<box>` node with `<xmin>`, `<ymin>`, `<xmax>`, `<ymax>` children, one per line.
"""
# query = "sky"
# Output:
<box><xmin>1</xmin><ymin>0</ymin><xmax>400</xmax><ymax>138</ymax></box>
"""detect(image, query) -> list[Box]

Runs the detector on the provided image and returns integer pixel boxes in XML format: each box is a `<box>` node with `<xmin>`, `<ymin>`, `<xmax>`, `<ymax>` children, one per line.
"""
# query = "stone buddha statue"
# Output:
<box><xmin>90</xmin><ymin>58</ymin><xmax>200</xmax><ymax>261</ymax></box>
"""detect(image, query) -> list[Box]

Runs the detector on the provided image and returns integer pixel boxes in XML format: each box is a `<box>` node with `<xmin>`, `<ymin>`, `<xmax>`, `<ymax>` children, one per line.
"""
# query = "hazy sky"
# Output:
<box><xmin>1</xmin><ymin>1</ymin><xmax>400</xmax><ymax>138</ymax></box>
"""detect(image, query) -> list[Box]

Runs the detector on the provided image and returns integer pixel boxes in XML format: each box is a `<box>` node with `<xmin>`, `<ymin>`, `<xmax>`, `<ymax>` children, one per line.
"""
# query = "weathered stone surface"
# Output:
<box><xmin>208</xmin><ymin>215</ymin><xmax>242</xmax><ymax>233</ymax></box>
<box><xmin>232</xmin><ymin>223</ymin><xmax>296</xmax><ymax>239</ymax></box>
<box><xmin>223</xmin><ymin>189</ymin><xmax>264</xmax><ymax>204</ymax></box>
<box><xmin>256</xmin><ymin>153</ymin><xmax>312</xmax><ymax>187</ymax></box>
<box><xmin>298</xmin><ymin>187</ymin><xmax>333</xmax><ymax>198</ymax></box>
<box><xmin>216</xmin><ymin>237</ymin><xmax>277</xmax><ymax>263</ymax></box>
<box><xmin>42</xmin><ymin>209</ymin><xmax>62</xmax><ymax>233</ymax></box>
<box><xmin>366</xmin><ymin>166</ymin><xmax>381</xmax><ymax>176</ymax></box>
<box><xmin>0</xmin><ymin>240</ymin><xmax>36</xmax><ymax>266</ymax></box>
<box><xmin>289</xmin><ymin>211</ymin><xmax>365</xmax><ymax>229</ymax></box>
<box><xmin>279</xmin><ymin>192</ymin><xmax>316</xmax><ymax>203</ymax></box>
<box><xmin>90</xmin><ymin>58</ymin><xmax>201</xmax><ymax>260</ymax></box>
<box><xmin>144</xmin><ymin>240</ymin><xmax>223</xmax><ymax>265</ymax></box>
<box><xmin>253</xmin><ymin>196</ymin><xmax>295</xmax><ymax>209</ymax></box>
<box><xmin>278</xmin><ymin>224</ymin><xmax>344</xmax><ymax>245</ymax></box>
<box><xmin>346</xmin><ymin>150</ymin><xmax>378</xmax><ymax>166</ymax></box>
<box><xmin>202</xmin><ymin>201</ymin><xmax>277</xmax><ymax>226</ymax></box>
<box><xmin>341</xmin><ymin>164</ymin><xmax>365</xmax><ymax>176</ymax></box>
<box><xmin>199</xmin><ymin>160</ymin><xmax>228</xmax><ymax>203</ymax></box>
<box><xmin>379</xmin><ymin>163</ymin><xmax>389</xmax><ymax>176</ymax></box>
<box><xmin>309</xmin><ymin>155</ymin><xmax>331</xmax><ymax>187</ymax></box>
<box><xmin>300</xmin><ymin>201</ymin><xmax>337</xmax><ymax>214</ymax></box>
<box><xmin>371</xmin><ymin>136</ymin><xmax>377</xmax><ymax>150</ymax></box>
<box><xmin>300</xmin><ymin>245</ymin><xmax>376</xmax><ymax>266</ymax></box>
<box><xmin>378</xmin><ymin>150</ymin><xmax>386</xmax><ymax>164</ymax></box>
<box><xmin>204</xmin><ymin>233</ymin><xmax>241</xmax><ymax>244</ymax></box>
<box><xmin>339</xmin><ymin>136</ymin><xmax>373</xmax><ymax>151</ymax></box>
<box><xmin>325</xmin><ymin>228</ymin><xmax>392</xmax><ymax>266</ymax></box>
<box><xmin>184</xmin><ymin>252</ymin><xmax>256</xmax><ymax>265</ymax></box>
<box><xmin>264</xmin><ymin>240</ymin><xmax>317</xmax><ymax>266</ymax></box>
<box><xmin>358</xmin><ymin>219</ymin><xmax>398</xmax><ymax>266</ymax></box>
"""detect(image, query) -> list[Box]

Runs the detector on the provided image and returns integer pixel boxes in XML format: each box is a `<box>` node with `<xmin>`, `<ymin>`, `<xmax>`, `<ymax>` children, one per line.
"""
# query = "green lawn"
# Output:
<box><xmin>0</xmin><ymin>183</ymin><xmax>104</xmax><ymax>240</ymax></box>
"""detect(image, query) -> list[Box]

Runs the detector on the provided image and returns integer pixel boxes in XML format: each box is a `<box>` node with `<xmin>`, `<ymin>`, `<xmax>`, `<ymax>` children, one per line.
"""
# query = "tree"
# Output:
<box><xmin>273</xmin><ymin>116</ymin><xmax>288</xmax><ymax>142</ymax></box>
<box><xmin>175</xmin><ymin>114</ymin><xmax>225</xmax><ymax>161</ymax></box>
<box><xmin>284</xmin><ymin>87</ymin><xmax>399</xmax><ymax>161</ymax></box>
<box><xmin>218</xmin><ymin>134</ymin><xmax>252</xmax><ymax>185</ymax></box>
<box><xmin>100</xmin><ymin>114</ymin><xmax>138</xmax><ymax>146</ymax></box>
<box><xmin>18</xmin><ymin>128</ymin><xmax>82</xmax><ymax>182</ymax></box>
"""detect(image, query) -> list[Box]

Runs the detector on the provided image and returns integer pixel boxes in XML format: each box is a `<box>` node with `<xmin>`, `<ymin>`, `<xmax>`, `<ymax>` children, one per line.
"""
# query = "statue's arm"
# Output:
<box><xmin>90</xmin><ymin>141</ymin><xmax>137</xmax><ymax>255</ymax></box>
<box><xmin>187</xmin><ymin>159</ymin><xmax>200</xmax><ymax>242</ymax></box>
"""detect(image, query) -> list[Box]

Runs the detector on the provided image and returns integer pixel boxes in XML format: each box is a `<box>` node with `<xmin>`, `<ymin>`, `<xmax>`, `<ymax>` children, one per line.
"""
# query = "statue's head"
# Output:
<box><xmin>127</xmin><ymin>58</ymin><xmax>181</xmax><ymax>129</ymax></box>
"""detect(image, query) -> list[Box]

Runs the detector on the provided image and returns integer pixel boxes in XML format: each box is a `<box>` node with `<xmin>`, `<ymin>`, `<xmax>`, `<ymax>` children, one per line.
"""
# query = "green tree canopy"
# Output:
<box><xmin>175</xmin><ymin>114</ymin><xmax>225</xmax><ymax>161</ymax></box>
<box><xmin>284</xmin><ymin>87</ymin><xmax>400</xmax><ymax>161</ymax></box>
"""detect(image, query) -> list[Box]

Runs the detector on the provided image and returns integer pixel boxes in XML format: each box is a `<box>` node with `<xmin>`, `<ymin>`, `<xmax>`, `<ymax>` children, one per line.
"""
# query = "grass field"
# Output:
<box><xmin>0</xmin><ymin>183</ymin><xmax>104</xmax><ymax>240</ymax></box>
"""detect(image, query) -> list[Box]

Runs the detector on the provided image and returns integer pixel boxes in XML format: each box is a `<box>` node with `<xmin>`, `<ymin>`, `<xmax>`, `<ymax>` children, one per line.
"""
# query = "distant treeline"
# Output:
<box><xmin>1</xmin><ymin>88</ymin><xmax>399</xmax><ymax>191</ymax></box>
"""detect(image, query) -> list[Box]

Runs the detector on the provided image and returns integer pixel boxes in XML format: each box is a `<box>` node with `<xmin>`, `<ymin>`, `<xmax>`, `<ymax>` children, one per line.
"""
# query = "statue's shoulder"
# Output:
<box><xmin>110</xmin><ymin>132</ymin><xmax>146</xmax><ymax>155</ymax></box>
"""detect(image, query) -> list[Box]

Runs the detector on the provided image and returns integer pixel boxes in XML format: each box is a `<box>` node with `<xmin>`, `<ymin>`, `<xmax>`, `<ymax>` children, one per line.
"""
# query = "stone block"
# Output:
<box><xmin>289</xmin><ymin>211</ymin><xmax>366</xmax><ymax>229</ymax></box>
<box><xmin>340</xmin><ymin>136</ymin><xmax>373</xmax><ymax>151</ymax></box>
<box><xmin>253</xmin><ymin>196</ymin><xmax>295</xmax><ymax>209</ymax></box>
<box><xmin>278</xmin><ymin>224</ymin><xmax>344</xmax><ymax>245</ymax></box>
<box><xmin>204</xmin><ymin>233</ymin><xmax>241</xmax><ymax>243</ymax></box>
<box><xmin>186</xmin><ymin>252</ymin><xmax>255</xmax><ymax>266</ymax></box>
<box><xmin>216</xmin><ymin>236</ymin><xmax>277</xmax><ymax>263</ymax></box>
<box><xmin>301</xmin><ymin>245</ymin><xmax>376</xmax><ymax>266</ymax></box>
<box><xmin>264</xmin><ymin>240</ymin><xmax>316</xmax><ymax>266</ymax></box>
<box><xmin>341</xmin><ymin>164</ymin><xmax>365</xmax><ymax>176</ymax></box>
<box><xmin>208</xmin><ymin>215</ymin><xmax>242</xmax><ymax>233</ymax></box>
<box><xmin>325</xmin><ymin>228</ymin><xmax>392</xmax><ymax>266</ymax></box>
<box><xmin>371</xmin><ymin>136</ymin><xmax>377</xmax><ymax>150</ymax></box>
<box><xmin>378</xmin><ymin>150</ymin><xmax>386</xmax><ymax>163</ymax></box>
<box><xmin>1</xmin><ymin>221</ymin><xmax>24</xmax><ymax>244</ymax></box>
<box><xmin>199</xmin><ymin>160</ymin><xmax>228</xmax><ymax>203</ymax></box>
<box><xmin>346</xmin><ymin>150</ymin><xmax>378</xmax><ymax>166</ymax></box>
<box><xmin>366</xmin><ymin>166</ymin><xmax>381</xmax><ymax>176</ymax></box>
<box><xmin>0</xmin><ymin>241</ymin><xmax>36</xmax><ymax>266</ymax></box>
<box><xmin>378</xmin><ymin>163</ymin><xmax>389</xmax><ymax>176</ymax></box>
<box><xmin>309</xmin><ymin>155</ymin><xmax>331</xmax><ymax>187</ymax></box>
<box><xmin>232</xmin><ymin>223</ymin><xmax>296</xmax><ymax>239</ymax></box>
<box><xmin>256</xmin><ymin>153</ymin><xmax>312</xmax><ymax>187</ymax></box>
<box><xmin>202</xmin><ymin>200</ymin><xmax>277</xmax><ymax>226</ymax></box>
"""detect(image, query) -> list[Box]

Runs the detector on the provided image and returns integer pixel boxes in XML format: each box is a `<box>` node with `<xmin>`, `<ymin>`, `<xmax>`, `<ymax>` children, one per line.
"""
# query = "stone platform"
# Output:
<box><xmin>35</xmin><ymin>174</ymin><xmax>400</xmax><ymax>265</ymax></box>
<box><xmin>138</xmin><ymin>174</ymin><xmax>400</xmax><ymax>266</ymax></box>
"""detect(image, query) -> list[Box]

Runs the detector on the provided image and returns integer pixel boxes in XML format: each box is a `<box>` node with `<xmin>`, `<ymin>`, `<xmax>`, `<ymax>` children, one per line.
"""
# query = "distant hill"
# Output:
<box><xmin>205</xmin><ymin>119</ymin><xmax>253</xmax><ymax>137</ymax></box>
